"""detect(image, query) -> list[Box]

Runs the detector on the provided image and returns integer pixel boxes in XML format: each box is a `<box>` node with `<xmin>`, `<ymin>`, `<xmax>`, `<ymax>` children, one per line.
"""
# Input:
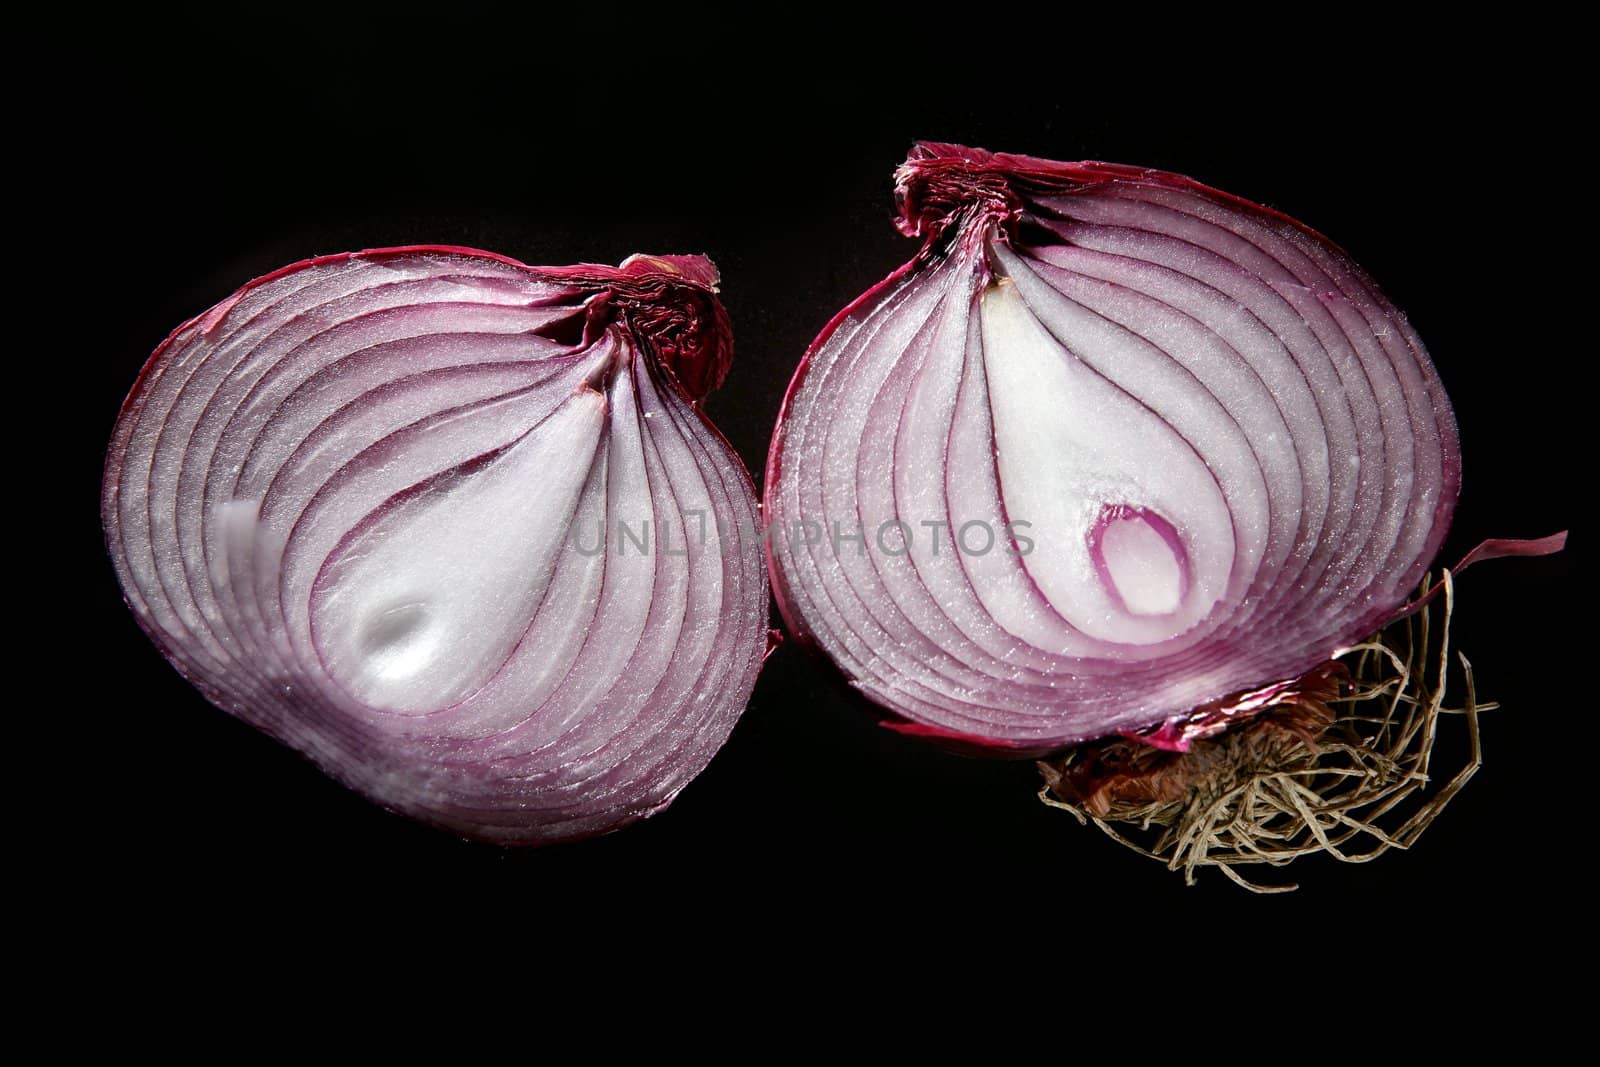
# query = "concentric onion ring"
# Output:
<box><xmin>765</xmin><ymin>144</ymin><xmax>1459</xmax><ymax>751</ymax></box>
<box><xmin>104</xmin><ymin>246</ymin><xmax>768</xmax><ymax>843</ymax></box>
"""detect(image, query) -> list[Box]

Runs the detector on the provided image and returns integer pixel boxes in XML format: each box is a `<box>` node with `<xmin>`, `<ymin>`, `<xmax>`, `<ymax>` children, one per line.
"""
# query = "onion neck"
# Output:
<box><xmin>895</xmin><ymin>144</ymin><xmax>1022</xmax><ymax>246</ymax></box>
<box><xmin>543</xmin><ymin>253</ymin><xmax>735</xmax><ymax>405</ymax></box>
<box><xmin>894</xmin><ymin>141</ymin><xmax>1158</xmax><ymax>253</ymax></box>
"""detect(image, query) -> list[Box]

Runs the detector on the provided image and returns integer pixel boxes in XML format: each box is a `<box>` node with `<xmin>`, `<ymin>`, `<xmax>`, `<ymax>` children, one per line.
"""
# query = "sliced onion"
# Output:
<box><xmin>104</xmin><ymin>246</ymin><xmax>768</xmax><ymax>844</ymax></box>
<box><xmin>765</xmin><ymin>144</ymin><xmax>1460</xmax><ymax>752</ymax></box>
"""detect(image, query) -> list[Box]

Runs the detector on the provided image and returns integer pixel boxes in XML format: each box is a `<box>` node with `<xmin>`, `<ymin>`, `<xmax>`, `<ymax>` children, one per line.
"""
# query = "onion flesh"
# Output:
<box><xmin>765</xmin><ymin>144</ymin><xmax>1461</xmax><ymax>752</ymax></box>
<box><xmin>104</xmin><ymin>247</ymin><xmax>768</xmax><ymax>844</ymax></box>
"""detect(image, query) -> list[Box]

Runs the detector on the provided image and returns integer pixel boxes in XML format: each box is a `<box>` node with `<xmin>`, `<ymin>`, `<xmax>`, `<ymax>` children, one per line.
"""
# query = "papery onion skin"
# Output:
<box><xmin>104</xmin><ymin>246</ymin><xmax>768</xmax><ymax>844</ymax></box>
<box><xmin>765</xmin><ymin>143</ymin><xmax>1460</xmax><ymax>754</ymax></box>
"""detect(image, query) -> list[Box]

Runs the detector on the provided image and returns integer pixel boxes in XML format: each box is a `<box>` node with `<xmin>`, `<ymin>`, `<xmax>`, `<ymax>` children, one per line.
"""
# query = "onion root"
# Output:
<box><xmin>1039</xmin><ymin>572</ymin><xmax>1484</xmax><ymax>892</ymax></box>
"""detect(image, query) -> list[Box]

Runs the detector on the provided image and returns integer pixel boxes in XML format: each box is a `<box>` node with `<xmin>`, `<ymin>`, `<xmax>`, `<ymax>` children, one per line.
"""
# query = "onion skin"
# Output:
<box><xmin>765</xmin><ymin>143</ymin><xmax>1461</xmax><ymax>754</ymax></box>
<box><xmin>104</xmin><ymin>246</ymin><xmax>768</xmax><ymax>844</ymax></box>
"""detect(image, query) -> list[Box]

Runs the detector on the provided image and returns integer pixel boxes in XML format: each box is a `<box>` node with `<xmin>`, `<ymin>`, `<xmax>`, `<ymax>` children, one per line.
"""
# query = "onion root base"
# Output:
<box><xmin>1039</xmin><ymin>573</ymin><xmax>1482</xmax><ymax>892</ymax></box>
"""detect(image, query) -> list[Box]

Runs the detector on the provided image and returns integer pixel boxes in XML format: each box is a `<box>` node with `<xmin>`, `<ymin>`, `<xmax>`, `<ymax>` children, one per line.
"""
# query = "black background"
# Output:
<box><xmin>59</xmin><ymin>10</ymin><xmax>1582</xmax><ymax>970</ymax></box>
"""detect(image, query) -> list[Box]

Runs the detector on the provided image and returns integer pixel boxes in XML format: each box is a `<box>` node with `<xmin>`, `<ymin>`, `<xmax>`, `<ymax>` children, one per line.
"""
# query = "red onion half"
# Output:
<box><xmin>765</xmin><ymin>143</ymin><xmax>1461</xmax><ymax>752</ymax></box>
<box><xmin>104</xmin><ymin>247</ymin><xmax>768</xmax><ymax>844</ymax></box>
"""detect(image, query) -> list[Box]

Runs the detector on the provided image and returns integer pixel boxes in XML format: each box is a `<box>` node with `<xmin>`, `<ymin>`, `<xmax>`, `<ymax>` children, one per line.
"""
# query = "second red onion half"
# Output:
<box><xmin>765</xmin><ymin>143</ymin><xmax>1461</xmax><ymax>753</ymax></box>
<box><xmin>104</xmin><ymin>247</ymin><xmax>768</xmax><ymax>844</ymax></box>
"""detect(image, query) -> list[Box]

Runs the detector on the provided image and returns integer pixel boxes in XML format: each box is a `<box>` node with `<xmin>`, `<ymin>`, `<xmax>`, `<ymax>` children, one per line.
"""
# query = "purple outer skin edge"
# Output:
<box><xmin>108</xmin><ymin>246</ymin><xmax>726</xmax><ymax>433</ymax></box>
<box><xmin>896</xmin><ymin>142</ymin><xmax>1350</xmax><ymax>252</ymax></box>
<box><xmin>106</xmin><ymin>245</ymin><xmax>758</xmax><ymax>549</ymax></box>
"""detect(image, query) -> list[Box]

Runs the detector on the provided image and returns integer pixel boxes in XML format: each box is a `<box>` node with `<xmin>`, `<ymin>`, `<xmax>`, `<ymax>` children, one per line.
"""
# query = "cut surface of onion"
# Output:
<box><xmin>104</xmin><ymin>246</ymin><xmax>768</xmax><ymax>844</ymax></box>
<box><xmin>765</xmin><ymin>143</ymin><xmax>1460</xmax><ymax>752</ymax></box>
